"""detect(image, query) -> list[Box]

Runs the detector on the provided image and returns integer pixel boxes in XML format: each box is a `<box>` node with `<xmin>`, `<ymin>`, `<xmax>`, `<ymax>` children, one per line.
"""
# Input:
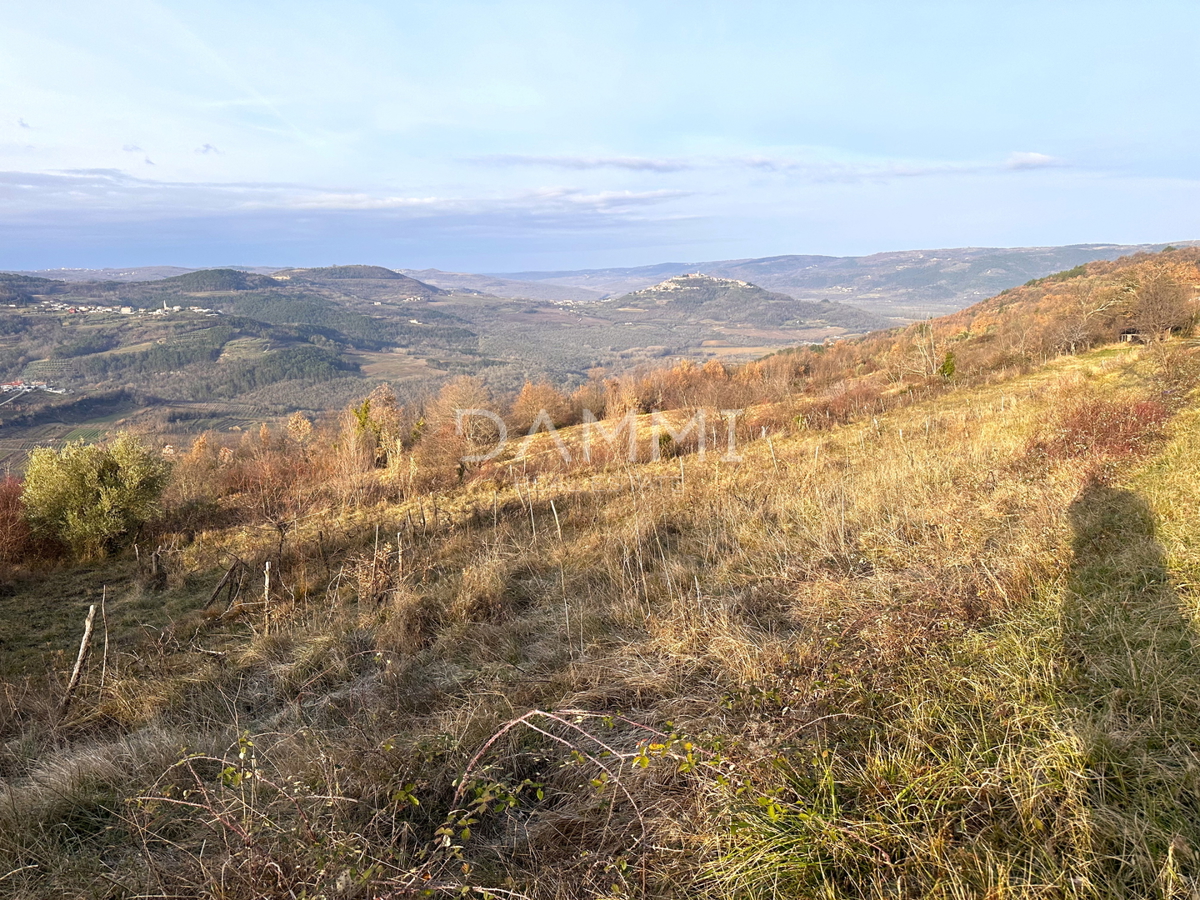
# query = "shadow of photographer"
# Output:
<box><xmin>1062</xmin><ymin>481</ymin><xmax>1200</xmax><ymax>893</ymax></box>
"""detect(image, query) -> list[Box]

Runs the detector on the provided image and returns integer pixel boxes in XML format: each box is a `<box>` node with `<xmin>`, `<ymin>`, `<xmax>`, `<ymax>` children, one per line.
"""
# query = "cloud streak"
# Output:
<box><xmin>0</xmin><ymin>169</ymin><xmax>690</xmax><ymax>224</ymax></box>
<box><xmin>476</xmin><ymin>154</ymin><xmax>693</xmax><ymax>173</ymax></box>
<box><xmin>735</xmin><ymin>152</ymin><xmax>1070</xmax><ymax>182</ymax></box>
<box><xmin>475</xmin><ymin>151</ymin><xmax>1070</xmax><ymax>182</ymax></box>
<box><xmin>1004</xmin><ymin>151</ymin><xmax>1065</xmax><ymax>170</ymax></box>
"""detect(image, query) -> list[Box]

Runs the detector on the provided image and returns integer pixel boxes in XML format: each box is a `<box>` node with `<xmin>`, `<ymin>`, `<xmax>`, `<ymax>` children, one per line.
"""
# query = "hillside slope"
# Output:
<box><xmin>1</xmin><ymin>249</ymin><xmax>1199</xmax><ymax>898</ymax></box>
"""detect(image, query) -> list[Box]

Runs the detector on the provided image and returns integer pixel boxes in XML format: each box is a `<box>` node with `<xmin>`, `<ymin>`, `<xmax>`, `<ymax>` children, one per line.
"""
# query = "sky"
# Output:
<box><xmin>2</xmin><ymin>0</ymin><xmax>1199</xmax><ymax>272</ymax></box>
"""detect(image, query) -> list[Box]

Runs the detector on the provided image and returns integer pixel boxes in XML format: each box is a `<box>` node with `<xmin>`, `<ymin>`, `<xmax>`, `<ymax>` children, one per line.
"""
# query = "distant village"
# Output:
<box><xmin>0</xmin><ymin>380</ymin><xmax>66</xmax><ymax>401</ymax></box>
<box><xmin>20</xmin><ymin>299</ymin><xmax>221</xmax><ymax>317</ymax></box>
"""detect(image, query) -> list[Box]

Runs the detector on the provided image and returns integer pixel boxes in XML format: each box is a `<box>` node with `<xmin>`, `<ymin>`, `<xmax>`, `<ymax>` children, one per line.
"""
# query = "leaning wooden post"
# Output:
<box><xmin>98</xmin><ymin>586</ymin><xmax>109</xmax><ymax>697</ymax></box>
<box><xmin>61</xmin><ymin>604</ymin><xmax>97</xmax><ymax>713</ymax></box>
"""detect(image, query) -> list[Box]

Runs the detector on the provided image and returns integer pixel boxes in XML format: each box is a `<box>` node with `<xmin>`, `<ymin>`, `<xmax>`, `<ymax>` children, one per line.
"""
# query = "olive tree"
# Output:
<box><xmin>22</xmin><ymin>433</ymin><xmax>170</xmax><ymax>558</ymax></box>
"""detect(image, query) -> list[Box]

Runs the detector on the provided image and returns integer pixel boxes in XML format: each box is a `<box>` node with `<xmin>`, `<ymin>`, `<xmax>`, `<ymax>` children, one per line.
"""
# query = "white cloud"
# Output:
<box><xmin>1004</xmin><ymin>151</ymin><xmax>1065</xmax><ymax>170</ymax></box>
<box><xmin>512</xmin><ymin>187</ymin><xmax>690</xmax><ymax>207</ymax></box>
<box><xmin>729</xmin><ymin>154</ymin><xmax>1070</xmax><ymax>181</ymax></box>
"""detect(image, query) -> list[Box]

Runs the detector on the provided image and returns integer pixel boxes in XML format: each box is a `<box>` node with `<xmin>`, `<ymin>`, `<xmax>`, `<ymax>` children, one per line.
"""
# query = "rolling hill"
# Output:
<box><xmin>601</xmin><ymin>273</ymin><xmax>890</xmax><ymax>330</ymax></box>
<box><xmin>21</xmin><ymin>242</ymin><xmax>1195</xmax><ymax>319</ymax></box>
<box><xmin>0</xmin><ymin>265</ymin><xmax>888</xmax><ymax>470</ymax></box>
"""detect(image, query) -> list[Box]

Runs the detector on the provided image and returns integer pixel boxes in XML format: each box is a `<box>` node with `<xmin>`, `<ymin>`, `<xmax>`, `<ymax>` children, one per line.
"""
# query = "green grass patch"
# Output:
<box><xmin>0</xmin><ymin>559</ymin><xmax>213</xmax><ymax>679</ymax></box>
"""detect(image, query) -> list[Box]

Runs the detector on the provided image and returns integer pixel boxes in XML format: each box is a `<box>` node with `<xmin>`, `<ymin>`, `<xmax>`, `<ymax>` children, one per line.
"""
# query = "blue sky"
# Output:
<box><xmin>2</xmin><ymin>0</ymin><xmax>1198</xmax><ymax>271</ymax></box>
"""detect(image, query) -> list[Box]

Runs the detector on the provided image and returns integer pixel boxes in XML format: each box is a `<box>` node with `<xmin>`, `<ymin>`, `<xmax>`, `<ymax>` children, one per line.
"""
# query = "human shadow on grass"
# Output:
<box><xmin>1062</xmin><ymin>482</ymin><xmax>1200</xmax><ymax>895</ymax></box>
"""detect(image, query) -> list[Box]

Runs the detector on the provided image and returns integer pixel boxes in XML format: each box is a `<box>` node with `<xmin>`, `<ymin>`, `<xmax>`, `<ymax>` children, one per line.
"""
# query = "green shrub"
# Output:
<box><xmin>21</xmin><ymin>433</ymin><xmax>170</xmax><ymax>558</ymax></box>
<box><xmin>938</xmin><ymin>350</ymin><xmax>957</xmax><ymax>378</ymax></box>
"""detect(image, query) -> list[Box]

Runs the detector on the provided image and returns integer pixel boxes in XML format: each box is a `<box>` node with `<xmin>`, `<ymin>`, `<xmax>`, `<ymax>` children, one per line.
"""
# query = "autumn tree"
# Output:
<box><xmin>1050</xmin><ymin>279</ymin><xmax>1122</xmax><ymax>354</ymax></box>
<box><xmin>233</xmin><ymin>438</ymin><xmax>312</xmax><ymax>554</ymax></box>
<box><xmin>414</xmin><ymin>377</ymin><xmax>504</xmax><ymax>481</ymax></box>
<box><xmin>424</xmin><ymin>377</ymin><xmax>493</xmax><ymax>436</ymax></box>
<box><xmin>604</xmin><ymin>376</ymin><xmax>646</xmax><ymax>419</ymax></box>
<box><xmin>570</xmin><ymin>372</ymin><xmax>608</xmax><ymax>422</ymax></box>
<box><xmin>510</xmin><ymin>381</ymin><xmax>571</xmax><ymax>434</ymax></box>
<box><xmin>166</xmin><ymin>432</ymin><xmax>221</xmax><ymax>511</ymax></box>
<box><xmin>286</xmin><ymin>411</ymin><xmax>313</xmax><ymax>446</ymax></box>
<box><xmin>1130</xmin><ymin>262</ymin><xmax>1196</xmax><ymax>341</ymax></box>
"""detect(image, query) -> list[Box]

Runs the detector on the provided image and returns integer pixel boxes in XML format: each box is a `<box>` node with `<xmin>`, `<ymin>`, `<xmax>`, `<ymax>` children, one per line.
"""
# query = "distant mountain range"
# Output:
<box><xmin>12</xmin><ymin>241</ymin><xmax>1196</xmax><ymax>321</ymax></box>
<box><xmin>10</xmin><ymin>265</ymin><xmax>287</xmax><ymax>283</ymax></box>
<box><xmin>476</xmin><ymin>242</ymin><xmax>1196</xmax><ymax>318</ymax></box>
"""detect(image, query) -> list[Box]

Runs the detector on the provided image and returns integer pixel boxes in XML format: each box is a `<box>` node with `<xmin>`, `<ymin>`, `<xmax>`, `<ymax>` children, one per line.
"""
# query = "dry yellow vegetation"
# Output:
<box><xmin>1</xmin><ymin>251</ymin><xmax>1200</xmax><ymax>898</ymax></box>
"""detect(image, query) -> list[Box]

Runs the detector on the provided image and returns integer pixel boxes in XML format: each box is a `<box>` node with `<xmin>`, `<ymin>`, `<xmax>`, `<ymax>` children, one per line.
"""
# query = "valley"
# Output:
<box><xmin>0</xmin><ymin>265</ymin><xmax>885</xmax><ymax>469</ymax></box>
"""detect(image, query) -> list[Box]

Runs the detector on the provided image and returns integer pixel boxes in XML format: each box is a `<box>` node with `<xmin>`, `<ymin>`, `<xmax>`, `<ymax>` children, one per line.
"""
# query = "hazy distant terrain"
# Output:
<box><xmin>494</xmin><ymin>242</ymin><xmax>1194</xmax><ymax>317</ymax></box>
<box><xmin>12</xmin><ymin>265</ymin><xmax>288</xmax><ymax>283</ymax></box>
<box><xmin>0</xmin><ymin>265</ymin><xmax>884</xmax><ymax>469</ymax></box>
<box><xmin>427</xmin><ymin>274</ymin><xmax>887</xmax><ymax>383</ymax></box>
<box><xmin>399</xmin><ymin>268</ymin><xmax>608</xmax><ymax>302</ymax></box>
<box><xmin>594</xmin><ymin>273</ymin><xmax>887</xmax><ymax>339</ymax></box>
<box><xmin>20</xmin><ymin>242</ymin><xmax>1194</xmax><ymax>319</ymax></box>
<box><xmin>6</xmin><ymin>241</ymin><xmax>1192</xmax><ymax>467</ymax></box>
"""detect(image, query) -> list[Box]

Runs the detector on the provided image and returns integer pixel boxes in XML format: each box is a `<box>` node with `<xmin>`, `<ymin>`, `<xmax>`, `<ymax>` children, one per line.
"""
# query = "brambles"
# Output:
<box><xmin>1032</xmin><ymin>388</ymin><xmax>1171</xmax><ymax>463</ymax></box>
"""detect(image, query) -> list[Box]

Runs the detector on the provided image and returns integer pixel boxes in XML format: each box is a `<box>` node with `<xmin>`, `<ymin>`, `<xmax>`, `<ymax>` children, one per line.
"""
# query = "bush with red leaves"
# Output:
<box><xmin>1036</xmin><ymin>395</ymin><xmax>1170</xmax><ymax>461</ymax></box>
<box><xmin>800</xmin><ymin>382</ymin><xmax>887</xmax><ymax>429</ymax></box>
<box><xmin>0</xmin><ymin>476</ymin><xmax>31</xmax><ymax>567</ymax></box>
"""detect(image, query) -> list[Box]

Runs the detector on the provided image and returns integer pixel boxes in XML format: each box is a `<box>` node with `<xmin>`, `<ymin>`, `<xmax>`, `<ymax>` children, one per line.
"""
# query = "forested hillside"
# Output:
<box><xmin>0</xmin><ymin>264</ymin><xmax>890</xmax><ymax>471</ymax></box>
